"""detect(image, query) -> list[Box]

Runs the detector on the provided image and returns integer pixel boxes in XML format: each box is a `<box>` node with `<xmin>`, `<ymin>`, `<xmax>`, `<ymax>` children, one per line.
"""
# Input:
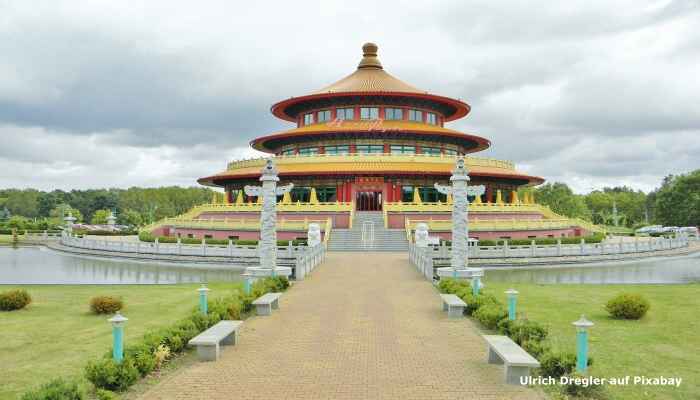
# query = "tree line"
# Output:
<box><xmin>0</xmin><ymin>187</ymin><xmax>216</xmax><ymax>228</ymax></box>
<box><xmin>522</xmin><ymin>169</ymin><xmax>700</xmax><ymax>229</ymax></box>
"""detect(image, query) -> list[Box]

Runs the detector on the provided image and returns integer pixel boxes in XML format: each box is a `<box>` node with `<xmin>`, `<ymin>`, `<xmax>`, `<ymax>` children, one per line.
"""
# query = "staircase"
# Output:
<box><xmin>328</xmin><ymin>211</ymin><xmax>409</xmax><ymax>252</ymax></box>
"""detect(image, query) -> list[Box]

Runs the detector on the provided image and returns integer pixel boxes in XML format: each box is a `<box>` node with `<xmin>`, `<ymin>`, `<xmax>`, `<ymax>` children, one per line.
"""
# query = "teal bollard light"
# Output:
<box><xmin>108</xmin><ymin>312</ymin><xmax>128</xmax><ymax>363</ymax></box>
<box><xmin>197</xmin><ymin>284</ymin><xmax>210</xmax><ymax>315</ymax></box>
<box><xmin>573</xmin><ymin>315</ymin><xmax>594</xmax><ymax>373</ymax></box>
<box><xmin>471</xmin><ymin>276</ymin><xmax>482</xmax><ymax>296</ymax></box>
<box><xmin>243</xmin><ymin>274</ymin><xmax>252</xmax><ymax>295</ymax></box>
<box><xmin>505</xmin><ymin>289</ymin><xmax>518</xmax><ymax>321</ymax></box>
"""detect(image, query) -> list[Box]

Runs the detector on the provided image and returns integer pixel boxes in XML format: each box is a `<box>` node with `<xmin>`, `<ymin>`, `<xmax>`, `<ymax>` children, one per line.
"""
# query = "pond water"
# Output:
<box><xmin>484</xmin><ymin>252</ymin><xmax>700</xmax><ymax>284</ymax></box>
<box><xmin>0</xmin><ymin>247</ymin><xmax>243</xmax><ymax>285</ymax></box>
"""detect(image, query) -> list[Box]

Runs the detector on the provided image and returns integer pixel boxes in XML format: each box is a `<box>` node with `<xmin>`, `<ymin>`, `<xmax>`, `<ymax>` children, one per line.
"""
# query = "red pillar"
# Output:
<box><xmin>395</xmin><ymin>184</ymin><xmax>402</xmax><ymax>201</ymax></box>
<box><xmin>383</xmin><ymin>143</ymin><xmax>390</xmax><ymax>154</ymax></box>
<box><xmin>337</xmin><ymin>183</ymin><xmax>343</xmax><ymax>202</ymax></box>
<box><xmin>385</xmin><ymin>182</ymin><xmax>393</xmax><ymax>202</ymax></box>
<box><xmin>346</xmin><ymin>182</ymin><xmax>352</xmax><ymax>203</ymax></box>
<box><xmin>486</xmin><ymin>186</ymin><xmax>493</xmax><ymax>203</ymax></box>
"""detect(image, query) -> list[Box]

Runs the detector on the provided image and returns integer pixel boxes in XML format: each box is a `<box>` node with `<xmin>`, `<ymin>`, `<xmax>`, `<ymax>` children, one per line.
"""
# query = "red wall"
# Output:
<box><xmin>386</xmin><ymin>212</ymin><xmax>544</xmax><ymax>229</ymax></box>
<box><xmin>196</xmin><ymin>211</ymin><xmax>350</xmax><ymax>229</ymax></box>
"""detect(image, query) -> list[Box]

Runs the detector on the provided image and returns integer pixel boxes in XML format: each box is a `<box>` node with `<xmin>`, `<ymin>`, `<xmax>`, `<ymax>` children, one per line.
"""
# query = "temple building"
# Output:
<box><xmin>150</xmin><ymin>43</ymin><xmax>598</xmax><ymax>244</ymax></box>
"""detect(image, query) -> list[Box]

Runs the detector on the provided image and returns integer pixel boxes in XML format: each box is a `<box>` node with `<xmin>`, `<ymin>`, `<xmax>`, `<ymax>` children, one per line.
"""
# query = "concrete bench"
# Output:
<box><xmin>188</xmin><ymin>320</ymin><xmax>243</xmax><ymax>361</ymax></box>
<box><xmin>483</xmin><ymin>335</ymin><xmax>540</xmax><ymax>385</ymax></box>
<box><xmin>252</xmin><ymin>292</ymin><xmax>282</xmax><ymax>316</ymax></box>
<box><xmin>439</xmin><ymin>294</ymin><xmax>466</xmax><ymax>318</ymax></box>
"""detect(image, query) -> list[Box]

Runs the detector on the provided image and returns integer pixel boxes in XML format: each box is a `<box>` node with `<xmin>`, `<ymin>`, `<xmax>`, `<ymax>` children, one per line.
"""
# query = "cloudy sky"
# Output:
<box><xmin>1</xmin><ymin>0</ymin><xmax>698</xmax><ymax>193</ymax></box>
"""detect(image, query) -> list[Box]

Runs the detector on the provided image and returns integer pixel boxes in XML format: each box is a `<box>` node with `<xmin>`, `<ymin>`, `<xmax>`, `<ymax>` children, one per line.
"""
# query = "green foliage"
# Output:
<box><xmin>94</xmin><ymin>389</ymin><xmax>118</xmax><ymax>400</ymax></box>
<box><xmin>91</xmin><ymin>209</ymin><xmax>112</xmax><ymax>225</ymax></box>
<box><xmin>7</xmin><ymin>215</ymin><xmax>31</xmax><ymax>229</ymax></box>
<box><xmin>0</xmin><ymin>289</ymin><xmax>32</xmax><ymax>311</ymax></box>
<box><xmin>532</xmin><ymin>183</ymin><xmax>592</xmax><ymax>220</ymax></box>
<box><xmin>20</xmin><ymin>378</ymin><xmax>84</xmax><ymax>400</ymax></box>
<box><xmin>117</xmin><ymin>209</ymin><xmax>143</xmax><ymax>227</ymax></box>
<box><xmin>521</xmin><ymin>340</ymin><xmax>550</xmax><ymax>359</ymax></box>
<box><xmin>497</xmin><ymin>319</ymin><xmax>548</xmax><ymax>345</ymax></box>
<box><xmin>653</xmin><ymin>170</ymin><xmax>700</xmax><ymax>227</ymax></box>
<box><xmin>559</xmin><ymin>372</ymin><xmax>607</xmax><ymax>399</ymax></box>
<box><xmin>539</xmin><ymin>351</ymin><xmax>577</xmax><ymax>378</ymax></box>
<box><xmin>89</xmin><ymin>296</ymin><xmax>123</xmax><ymax>314</ymax></box>
<box><xmin>473</xmin><ymin>304</ymin><xmax>508</xmax><ymax>330</ymax></box>
<box><xmin>604</xmin><ymin>293</ymin><xmax>650</xmax><ymax>319</ymax></box>
<box><xmin>84</xmin><ymin>358</ymin><xmax>139</xmax><ymax>392</ymax></box>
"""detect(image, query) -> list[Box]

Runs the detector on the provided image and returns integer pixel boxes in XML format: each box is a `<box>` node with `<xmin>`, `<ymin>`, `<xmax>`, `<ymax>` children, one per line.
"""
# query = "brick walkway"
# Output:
<box><xmin>139</xmin><ymin>253</ymin><xmax>542</xmax><ymax>400</ymax></box>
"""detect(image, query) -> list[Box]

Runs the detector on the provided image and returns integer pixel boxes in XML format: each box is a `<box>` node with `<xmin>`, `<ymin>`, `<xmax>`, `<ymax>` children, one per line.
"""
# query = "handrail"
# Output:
<box><xmin>154</xmin><ymin>217</ymin><xmax>331</xmax><ymax>231</ymax></box>
<box><xmin>226</xmin><ymin>153</ymin><xmax>516</xmax><ymax>171</ymax></box>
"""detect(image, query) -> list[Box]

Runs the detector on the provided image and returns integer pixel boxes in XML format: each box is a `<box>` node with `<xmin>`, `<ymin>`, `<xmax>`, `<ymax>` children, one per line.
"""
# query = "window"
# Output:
<box><xmin>360</xmin><ymin>107</ymin><xmax>379</xmax><ymax>120</ymax></box>
<box><xmin>426</xmin><ymin>112</ymin><xmax>437</xmax><ymax>125</ymax></box>
<box><xmin>316</xmin><ymin>187</ymin><xmax>337</xmax><ymax>202</ymax></box>
<box><xmin>291</xmin><ymin>187</ymin><xmax>311</xmax><ymax>202</ymax></box>
<box><xmin>356</xmin><ymin>144</ymin><xmax>384</xmax><ymax>154</ymax></box>
<box><xmin>298</xmin><ymin>147</ymin><xmax>319</xmax><ymax>156</ymax></box>
<box><xmin>304</xmin><ymin>113</ymin><xmax>314</xmax><ymax>125</ymax></box>
<box><xmin>336</xmin><ymin>108</ymin><xmax>354</xmax><ymax>120</ymax></box>
<box><xmin>324</xmin><ymin>145</ymin><xmax>349</xmax><ymax>155</ymax></box>
<box><xmin>418</xmin><ymin>187</ymin><xmax>445</xmax><ymax>203</ymax></box>
<box><xmin>401</xmin><ymin>186</ymin><xmax>414</xmax><ymax>202</ymax></box>
<box><xmin>408</xmin><ymin>109</ymin><xmax>423</xmax><ymax>122</ymax></box>
<box><xmin>384</xmin><ymin>108</ymin><xmax>403</xmax><ymax>120</ymax></box>
<box><xmin>444</xmin><ymin>149</ymin><xmax>458</xmax><ymax>155</ymax></box>
<box><xmin>422</xmin><ymin>147</ymin><xmax>441</xmax><ymax>156</ymax></box>
<box><xmin>281</xmin><ymin>149</ymin><xmax>295</xmax><ymax>156</ymax></box>
<box><xmin>317</xmin><ymin>110</ymin><xmax>331</xmax><ymax>123</ymax></box>
<box><xmin>390</xmin><ymin>145</ymin><xmax>416</xmax><ymax>154</ymax></box>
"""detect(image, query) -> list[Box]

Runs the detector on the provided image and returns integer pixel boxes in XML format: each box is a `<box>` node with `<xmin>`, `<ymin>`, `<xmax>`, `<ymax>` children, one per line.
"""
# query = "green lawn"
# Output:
<box><xmin>485</xmin><ymin>282</ymin><xmax>700</xmax><ymax>400</ymax></box>
<box><xmin>0</xmin><ymin>283</ymin><xmax>242</xmax><ymax>400</ymax></box>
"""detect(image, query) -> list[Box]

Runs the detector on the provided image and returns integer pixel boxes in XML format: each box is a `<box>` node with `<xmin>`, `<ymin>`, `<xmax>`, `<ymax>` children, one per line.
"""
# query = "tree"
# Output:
<box><xmin>49</xmin><ymin>204</ymin><xmax>83</xmax><ymax>224</ymax></box>
<box><xmin>117</xmin><ymin>209</ymin><xmax>143</xmax><ymax>227</ymax></box>
<box><xmin>533</xmin><ymin>183</ymin><xmax>591</xmax><ymax>220</ymax></box>
<box><xmin>7</xmin><ymin>215</ymin><xmax>30</xmax><ymax>230</ymax></box>
<box><xmin>91</xmin><ymin>209</ymin><xmax>112</xmax><ymax>225</ymax></box>
<box><xmin>654</xmin><ymin>170</ymin><xmax>700</xmax><ymax>227</ymax></box>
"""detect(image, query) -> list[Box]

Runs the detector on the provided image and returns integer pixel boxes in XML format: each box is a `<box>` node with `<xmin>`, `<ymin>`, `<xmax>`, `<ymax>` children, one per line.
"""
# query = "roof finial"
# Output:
<box><xmin>358</xmin><ymin>42</ymin><xmax>383</xmax><ymax>70</ymax></box>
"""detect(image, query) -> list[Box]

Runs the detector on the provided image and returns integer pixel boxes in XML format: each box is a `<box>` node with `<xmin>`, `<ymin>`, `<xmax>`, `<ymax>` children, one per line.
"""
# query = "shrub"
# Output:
<box><xmin>539</xmin><ymin>351</ymin><xmax>577</xmax><ymax>378</ymax></box>
<box><xmin>521</xmin><ymin>340</ymin><xmax>550</xmax><ymax>359</ymax></box>
<box><xmin>124</xmin><ymin>344</ymin><xmax>156</xmax><ymax>377</ymax></box>
<box><xmin>560</xmin><ymin>372</ymin><xmax>607</xmax><ymax>399</ymax></box>
<box><xmin>460</xmin><ymin>291</ymin><xmax>500</xmax><ymax>316</ymax></box>
<box><xmin>263</xmin><ymin>276</ymin><xmax>290</xmax><ymax>292</ymax></box>
<box><xmin>21</xmin><ymin>378</ymin><xmax>84</xmax><ymax>400</ymax></box>
<box><xmin>235</xmin><ymin>239</ymin><xmax>259</xmax><ymax>246</ymax></box>
<box><xmin>138</xmin><ymin>231</ymin><xmax>155</xmax><ymax>242</ymax></box>
<box><xmin>89</xmin><ymin>296</ymin><xmax>123</xmax><ymax>314</ymax></box>
<box><xmin>0</xmin><ymin>289</ymin><xmax>32</xmax><ymax>311</ymax></box>
<box><xmin>94</xmin><ymin>389</ymin><xmax>118</xmax><ymax>400</ymax></box>
<box><xmin>473</xmin><ymin>304</ymin><xmax>508</xmax><ymax>330</ymax></box>
<box><xmin>605</xmin><ymin>293</ymin><xmax>650</xmax><ymax>319</ymax></box>
<box><xmin>153</xmin><ymin>344</ymin><xmax>171</xmax><ymax>369</ymax></box>
<box><xmin>85</xmin><ymin>357</ymin><xmax>139</xmax><ymax>392</ymax></box>
<box><xmin>498</xmin><ymin>319</ymin><xmax>549</xmax><ymax>345</ymax></box>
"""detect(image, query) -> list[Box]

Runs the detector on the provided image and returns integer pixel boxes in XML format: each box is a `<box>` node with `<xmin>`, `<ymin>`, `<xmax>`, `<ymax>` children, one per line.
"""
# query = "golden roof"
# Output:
<box><xmin>313</xmin><ymin>43</ymin><xmax>425</xmax><ymax>94</ymax></box>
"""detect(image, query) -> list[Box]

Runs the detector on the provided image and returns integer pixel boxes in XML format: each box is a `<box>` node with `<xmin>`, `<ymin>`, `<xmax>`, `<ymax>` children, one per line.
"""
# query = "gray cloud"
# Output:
<box><xmin>0</xmin><ymin>0</ymin><xmax>698</xmax><ymax>192</ymax></box>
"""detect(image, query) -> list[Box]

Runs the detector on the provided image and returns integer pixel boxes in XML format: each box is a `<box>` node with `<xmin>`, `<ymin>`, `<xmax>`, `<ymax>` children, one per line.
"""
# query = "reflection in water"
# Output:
<box><xmin>0</xmin><ymin>247</ymin><xmax>242</xmax><ymax>285</ymax></box>
<box><xmin>485</xmin><ymin>252</ymin><xmax>700</xmax><ymax>284</ymax></box>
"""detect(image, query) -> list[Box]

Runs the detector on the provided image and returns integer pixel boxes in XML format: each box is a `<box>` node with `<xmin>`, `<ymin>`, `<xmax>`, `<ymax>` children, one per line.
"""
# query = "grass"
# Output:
<box><xmin>0</xmin><ymin>282</ymin><xmax>242</xmax><ymax>400</ymax></box>
<box><xmin>484</xmin><ymin>282</ymin><xmax>700</xmax><ymax>400</ymax></box>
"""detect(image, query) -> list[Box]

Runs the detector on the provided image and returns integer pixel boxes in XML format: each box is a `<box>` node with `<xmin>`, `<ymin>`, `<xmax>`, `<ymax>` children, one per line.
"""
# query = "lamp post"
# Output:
<box><xmin>108</xmin><ymin>312</ymin><xmax>128</xmax><ymax>363</ymax></box>
<box><xmin>573</xmin><ymin>314</ymin><xmax>594</xmax><ymax>372</ymax></box>
<box><xmin>505</xmin><ymin>289</ymin><xmax>518</xmax><ymax>321</ymax></box>
<box><xmin>197</xmin><ymin>284</ymin><xmax>210</xmax><ymax>315</ymax></box>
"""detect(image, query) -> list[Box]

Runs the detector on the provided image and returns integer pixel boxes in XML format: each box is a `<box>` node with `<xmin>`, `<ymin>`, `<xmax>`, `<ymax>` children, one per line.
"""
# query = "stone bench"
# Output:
<box><xmin>252</xmin><ymin>292</ymin><xmax>282</xmax><ymax>316</ymax></box>
<box><xmin>188</xmin><ymin>320</ymin><xmax>243</xmax><ymax>361</ymax></box>
<box><xmin>483</xmin><ymin>335</ymin><xmax>540</xmax><ymax>385</ymax></box>
<box><xmin>440</xmin><ymin>294</ymin><xmax>466</xmax><ymax>318</ymax></box>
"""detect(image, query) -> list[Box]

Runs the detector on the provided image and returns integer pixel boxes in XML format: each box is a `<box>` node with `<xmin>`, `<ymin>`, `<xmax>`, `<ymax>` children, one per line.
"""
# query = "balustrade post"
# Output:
<box><xmin>556</xmin><ymin>239</ymin><xmax>562</xmax><ymax>256</ymax></box>
<box><xmin>635</xmin><ymin>236</ymin><xmax>639</xmax><ymax>252</ymax></box>
<box><xmin>531</xmin><ymin>240</ymin><xmax>536</xmax><ymax>257</ymax></box>
<box><xmin>155</xmin><ymin>237</ymin><xmax>160</xmax><ymax>254</ymax></box>
<box><xmin>201</xmin><ymin>238</ymin><xmax>206</xmax><ymax>256</ymax></box>
<box><xmin>580</xmin><ymin>238</ymin><xmax>585</xmax><ymax>255</ymax></box>
<box><xmin>503</xmin><ymin>240</ymin><xmax>509</xmax><ymax>258</ymax></box>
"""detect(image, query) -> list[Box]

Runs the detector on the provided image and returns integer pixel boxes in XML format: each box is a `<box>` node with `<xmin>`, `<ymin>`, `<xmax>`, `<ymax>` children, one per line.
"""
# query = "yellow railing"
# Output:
<box><xmin>405</xmin><ymin>217</ymin><xmax>596</xmax><ymax>232</ymax></box>
<box><xmin>191</xmin><ymin>202</ymin><xmax>354</xmax><ymax>213</ymax></box>
<box><xmin>158</xmin><ymin>217</ymin><xmax>332</xmax><ymax>231</ymax></box>
<box><xmin>227</xmin><ymin>153</ymin><xmax>516</xmax><ymax>171</ymax></box>
<box><xmin>384</xmin><ymin>201</ymin><xmax>545</xmax><ymax>214</ymax></box>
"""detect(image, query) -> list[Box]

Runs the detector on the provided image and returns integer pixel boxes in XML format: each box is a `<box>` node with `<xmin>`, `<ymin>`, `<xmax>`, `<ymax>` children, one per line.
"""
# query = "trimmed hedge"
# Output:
<box><xmin>138</xmin><ymin>232</ymin><xmax>307</xmax><ymax>247</ymax></box>
<box><xmin>89</xmin><ymin>296</ymin><xmax>123</xmax><ymax>314</ymax></box>
<box><xmin>83</xmin><ymin>277</ymin><xmax>288</xmax><ymax>393</ymax></box>
<box><xmin>605</xmin><ymin>293</ymin><xmax>650</xmax><ymax>319</ymax></box>
<box><xmin>440</xmin><ymin>234</ymin><xmax>605</xmax><ymax>247</ymax></box>
<box><xmin>0</xmin><ymin>289</ymin><xmax>32</xmax><ymax>311</ymax></box>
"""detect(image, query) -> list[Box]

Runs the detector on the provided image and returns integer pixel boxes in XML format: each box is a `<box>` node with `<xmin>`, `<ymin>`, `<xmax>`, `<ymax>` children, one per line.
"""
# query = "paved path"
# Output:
<box><xmin>140</xmin><ymin>253</ymin><xmax>542</xmax><ymax>400</ymax></box>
